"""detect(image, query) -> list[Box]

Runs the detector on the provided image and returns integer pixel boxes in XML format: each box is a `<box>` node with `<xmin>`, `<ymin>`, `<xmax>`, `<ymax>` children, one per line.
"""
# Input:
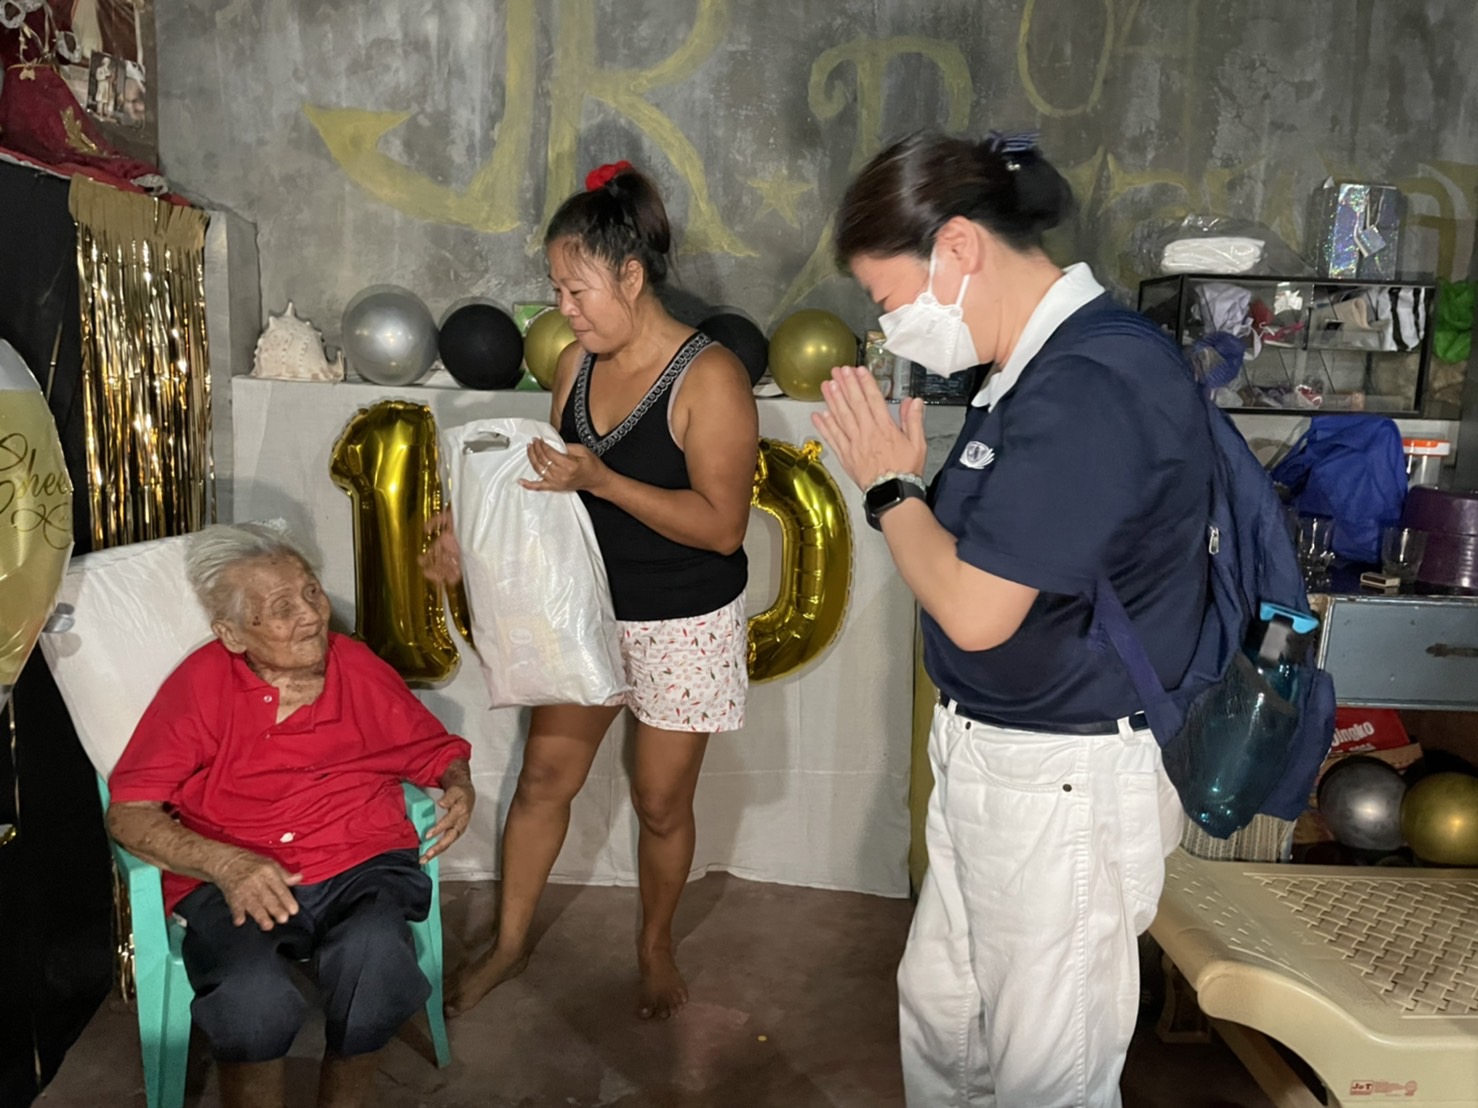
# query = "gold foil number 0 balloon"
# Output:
<box><xmin>0</xmin><ymin>341</ymin><xmax>74</xmax><ymax>708</ymax></box>
<box><xmin>748</xmin><ymin>438</ymin><xmax>853</xmax><ymax>683</ymax></box>
<box><xmin>330</xmin><ymin>400</ymin><xmax>470</xmax><ymax>684</ymax></box>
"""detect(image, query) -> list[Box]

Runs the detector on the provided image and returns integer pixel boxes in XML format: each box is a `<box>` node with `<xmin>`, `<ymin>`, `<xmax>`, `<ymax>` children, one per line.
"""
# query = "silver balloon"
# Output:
<box><xmin>1317</xmin><ymin>756</ymin><xmax>1408</xmax><ymax>852</ymax></box>
<box><xmin>341</xmin><ymin>285</ymin><xmax>438</xmax><ymax>386</ymax></box>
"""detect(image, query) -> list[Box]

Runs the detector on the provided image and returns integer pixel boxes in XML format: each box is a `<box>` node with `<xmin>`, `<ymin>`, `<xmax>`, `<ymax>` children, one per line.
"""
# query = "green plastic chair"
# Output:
<box><xmin>96</xmin><ymin>777</ymin><xmax>451</xmax><ymax>1108</ymax></box>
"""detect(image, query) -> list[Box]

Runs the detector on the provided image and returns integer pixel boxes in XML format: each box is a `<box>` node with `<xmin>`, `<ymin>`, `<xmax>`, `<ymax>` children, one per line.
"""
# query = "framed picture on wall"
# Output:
<box><xmin>51</xmin><ymin>0</ymin><xmax>157</xmax><ymax>161</ymax></box>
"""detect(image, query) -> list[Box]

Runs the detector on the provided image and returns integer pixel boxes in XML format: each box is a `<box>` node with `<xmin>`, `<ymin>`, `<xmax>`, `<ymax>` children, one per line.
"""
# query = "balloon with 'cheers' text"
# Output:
<box><xmin>0</xmin><ymin>340</ymin><xmax>73</xmax><ymax>711</ymax></box>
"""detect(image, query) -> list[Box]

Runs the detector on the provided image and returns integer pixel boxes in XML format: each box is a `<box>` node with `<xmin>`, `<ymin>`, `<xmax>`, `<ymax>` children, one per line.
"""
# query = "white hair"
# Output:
<box><xmin>185</xmin><ymin>522</ymin><xmax>315</xmax><ymax>624</ymax></box>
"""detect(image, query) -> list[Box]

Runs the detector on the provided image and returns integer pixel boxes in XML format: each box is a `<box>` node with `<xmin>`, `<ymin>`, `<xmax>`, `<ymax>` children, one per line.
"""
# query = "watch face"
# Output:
<box><xmin>865</xmin><ymin>478</ymin><xmax>904</xmax><ymax>513</ymax></box>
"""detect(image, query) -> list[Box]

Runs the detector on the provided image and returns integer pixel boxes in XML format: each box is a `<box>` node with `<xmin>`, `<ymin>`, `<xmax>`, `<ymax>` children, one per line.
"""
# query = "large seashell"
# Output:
<box><xmin>251</xmin><ymin>302</ymin><xmax>345</xmax><ymax>382</ymax></box>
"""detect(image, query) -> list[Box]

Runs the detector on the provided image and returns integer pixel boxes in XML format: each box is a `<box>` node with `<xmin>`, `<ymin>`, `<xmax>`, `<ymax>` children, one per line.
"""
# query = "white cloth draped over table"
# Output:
<box><xmin>230</xmin><ymin>376</ymin><xmax>915</xmax><ymax>897</ymax></box>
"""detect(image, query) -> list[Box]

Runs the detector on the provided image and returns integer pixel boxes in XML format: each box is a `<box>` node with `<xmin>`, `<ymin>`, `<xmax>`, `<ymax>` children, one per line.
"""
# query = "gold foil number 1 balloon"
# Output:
<box><xmin>748</xmin><ymin>438</ymin><xmax>853</xmax><ymax>683</ymax></box>
<box><xmin>330</xmin><ymin>400</ymin><xmax>469</xmax><ymax>685</ymax></box>
<box><xmin>0</xmin><ymin>340</ymin><xmax>74</xmax><ymax>710</ymax></box>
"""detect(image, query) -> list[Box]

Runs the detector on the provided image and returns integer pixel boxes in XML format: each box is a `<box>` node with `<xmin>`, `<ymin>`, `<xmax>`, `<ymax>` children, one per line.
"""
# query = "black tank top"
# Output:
<box><xmin>559</xmin><ymin>332</ymin><xmax>749</xmax><ymax>621</ymax></box>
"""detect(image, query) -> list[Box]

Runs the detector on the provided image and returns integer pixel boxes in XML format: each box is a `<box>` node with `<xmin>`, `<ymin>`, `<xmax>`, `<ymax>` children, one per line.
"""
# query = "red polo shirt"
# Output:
<box><xmin>109</xmin><ymin>633</ymin><xmax>472</xmax><ymax>913</ymax></box>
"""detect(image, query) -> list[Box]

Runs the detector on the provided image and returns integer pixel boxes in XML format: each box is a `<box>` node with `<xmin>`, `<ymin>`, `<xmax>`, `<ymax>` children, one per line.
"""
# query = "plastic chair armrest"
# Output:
<box><xmin>401</xmin><ymin>782</ymin><xmax>436</xmax><ymax>839</ymax></box>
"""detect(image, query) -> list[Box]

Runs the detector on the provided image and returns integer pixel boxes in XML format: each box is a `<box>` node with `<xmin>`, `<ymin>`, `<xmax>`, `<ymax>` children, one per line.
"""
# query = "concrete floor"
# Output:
<box><xmin>41</xmin><ymin>874</ymin><xmax>1274</xmax><ymax>1107</ymax></box>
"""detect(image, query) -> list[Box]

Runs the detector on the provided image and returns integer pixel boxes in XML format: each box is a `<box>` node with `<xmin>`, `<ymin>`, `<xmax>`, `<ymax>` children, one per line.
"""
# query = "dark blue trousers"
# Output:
<box><xmin>175</xmin><ymin>849</ymin><xmax>432</xmax><ymax>1062</ymax></box>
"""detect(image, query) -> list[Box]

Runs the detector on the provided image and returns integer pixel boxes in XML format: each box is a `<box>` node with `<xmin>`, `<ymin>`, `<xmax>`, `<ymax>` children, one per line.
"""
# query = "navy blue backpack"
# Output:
<box><xmin>1081</xmin><ymin>317</ymin><xmax>1337</xmax><ymax>834</ymax></box>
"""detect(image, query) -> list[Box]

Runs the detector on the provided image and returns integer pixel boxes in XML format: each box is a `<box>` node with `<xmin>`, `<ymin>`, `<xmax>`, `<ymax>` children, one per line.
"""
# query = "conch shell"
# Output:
<box><xmin>251</xmin><ymin>302</ymin><xmax>345</xmax><ymax>382</ymax></box>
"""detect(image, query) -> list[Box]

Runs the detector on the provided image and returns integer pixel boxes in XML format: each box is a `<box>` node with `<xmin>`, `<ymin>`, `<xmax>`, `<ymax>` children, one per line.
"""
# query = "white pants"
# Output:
<box><xmin>899</xmin><ymin>703</ymin><xmax>1184</xmax><ymax>1108</ymax></box>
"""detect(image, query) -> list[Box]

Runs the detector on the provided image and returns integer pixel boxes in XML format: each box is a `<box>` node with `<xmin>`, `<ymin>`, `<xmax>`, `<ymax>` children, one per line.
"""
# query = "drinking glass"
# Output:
<box><xmin>1380</xmin><ymin>526</ymin><xmax>1427</xmax><ymax>583</ymax></box>
<box><xmin>1296</xmin><ymin>515</ymin><xmax>1335</xmax><ymax>589</ymax></box>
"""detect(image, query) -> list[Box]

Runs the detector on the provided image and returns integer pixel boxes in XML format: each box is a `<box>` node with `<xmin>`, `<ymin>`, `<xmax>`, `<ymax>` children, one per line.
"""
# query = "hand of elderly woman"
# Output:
<box><xmin>422</xmin><ymin>758</ymin><xmax>476</xmax><ymax>863</ymax></box>
<box><xmin>812</xmin><ymin>365</ymin><xmax>928</xmax><ymax>491</ymax></box>
<box><xmin>420</xmin><ymin>510</ymin><xmax>463</xmax><ymax>586</ymax></box>
<box><xmin>212</xmin><ymin>848</ymin><xmax>303</xmax><ymax>930</ymax></box>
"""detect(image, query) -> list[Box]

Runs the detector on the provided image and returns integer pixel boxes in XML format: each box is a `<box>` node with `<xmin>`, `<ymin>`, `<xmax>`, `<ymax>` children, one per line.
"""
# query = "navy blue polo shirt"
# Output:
<box><xmin>925</xmin><ymin>292</ymin><xmax>1212</xmax><ymax>728</ymax></box>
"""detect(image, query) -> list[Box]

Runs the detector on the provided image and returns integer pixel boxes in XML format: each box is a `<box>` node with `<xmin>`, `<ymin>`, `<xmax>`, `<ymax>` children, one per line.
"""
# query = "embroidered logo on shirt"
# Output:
<box><xmin>960</xmin><ymin>441</ymin><xmax>996</xmax><ymax>469</ymax></box>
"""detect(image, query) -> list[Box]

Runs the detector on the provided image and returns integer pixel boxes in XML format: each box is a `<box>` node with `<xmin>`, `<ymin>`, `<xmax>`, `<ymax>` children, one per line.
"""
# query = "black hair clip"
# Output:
<box><xmin>985</xmin><ymin>129</ymin><xmax>1040</xmax><ymax>171</ymax></box>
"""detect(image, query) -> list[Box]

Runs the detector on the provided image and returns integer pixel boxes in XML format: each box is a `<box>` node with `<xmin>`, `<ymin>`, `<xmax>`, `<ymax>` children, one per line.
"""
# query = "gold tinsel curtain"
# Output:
<box><xmin>68</xmin><ymin>178</ymin><xmax>213</xmax><ymax>549</ymax></box>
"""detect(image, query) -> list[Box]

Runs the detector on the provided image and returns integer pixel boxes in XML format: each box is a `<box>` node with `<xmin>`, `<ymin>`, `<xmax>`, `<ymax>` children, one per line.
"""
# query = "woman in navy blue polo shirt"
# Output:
<box><xmin>812</xmin><ymin>131</ymin><xmax>1210</xmax><ymax>1107</ymax></box>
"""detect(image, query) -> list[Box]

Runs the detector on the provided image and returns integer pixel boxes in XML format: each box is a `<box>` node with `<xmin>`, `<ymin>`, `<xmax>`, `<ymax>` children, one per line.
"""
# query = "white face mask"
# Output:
<box><xmin>878</xmin><ymin>251</ymin><xmax>980</xmax><ymax>377</ymax></box>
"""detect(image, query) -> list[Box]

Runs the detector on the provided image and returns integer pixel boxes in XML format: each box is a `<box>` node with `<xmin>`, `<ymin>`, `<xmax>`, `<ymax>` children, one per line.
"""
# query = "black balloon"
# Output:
<box><xmin>438</xmin><ymin>304</ymin><xmax>524</xmax><ymax>389</ymax></box>
<box><xmin>700</xmin><ymin>312</ymin><xmax>769</xmax><ymax>385</ymax></box>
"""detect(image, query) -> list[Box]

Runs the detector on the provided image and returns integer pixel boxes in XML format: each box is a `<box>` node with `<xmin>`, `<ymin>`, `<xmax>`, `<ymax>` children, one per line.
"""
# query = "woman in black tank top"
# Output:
<box><xmin>426</xmin><ymin>164</ymin><xmax>758</xmax><ymax>1023</ymax></box>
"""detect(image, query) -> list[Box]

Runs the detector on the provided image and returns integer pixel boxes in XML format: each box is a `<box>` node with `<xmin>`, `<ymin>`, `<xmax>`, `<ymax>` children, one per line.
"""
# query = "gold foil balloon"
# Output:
<box><xmin>769</xmin><ymin>310</ymin><xmax>858</xmax><ymax>401</ymax></box>
<box><xmin>0</xmin><ymin>341</ymin><xmax>74</xmax><ymax>709</ymax></box>
<box><xmin>1401</xmin><ymin>773</ymin><xmax>1478</xmax><ymax>866</ymax></box>
<box><xmin>748</xmin><ymin>438</ymin><xmax>852</xmax><ymax>682</ymax></box>
<box><xmin>330</xmin><ymin>400</ymin><xmax>463</xmax><ymax>684</ymax></box>
<box><xmin>523</xmin><ymin>309</ymin><xmax>578</xmax><ymax>390</ymax></box>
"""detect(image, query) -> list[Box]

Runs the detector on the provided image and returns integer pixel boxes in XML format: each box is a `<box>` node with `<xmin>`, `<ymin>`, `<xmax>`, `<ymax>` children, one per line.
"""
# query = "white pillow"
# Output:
<box><xmin>39</xmin><ymin>533</ymin><xmax>212</xmax><ymax>778</ymax></box>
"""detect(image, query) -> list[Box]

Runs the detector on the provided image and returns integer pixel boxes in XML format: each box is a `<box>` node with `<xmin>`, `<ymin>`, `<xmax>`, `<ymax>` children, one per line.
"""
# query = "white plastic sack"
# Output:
<box><xmin>441</xmin><ymin>418</ymin><xmax>628</xmax><ymax>708</ymax></box>
<box><xmin>1161</xmin><ymin>236</ymin><xmax>1265</xmax><ymax>274</ymax></box>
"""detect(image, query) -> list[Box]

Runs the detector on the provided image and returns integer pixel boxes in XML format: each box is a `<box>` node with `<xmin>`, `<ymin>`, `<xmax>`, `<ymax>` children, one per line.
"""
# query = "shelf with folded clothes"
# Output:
<box><xmin>1137</xmin><ymin>273</ymin><xmax>1436</xmax><ymax>416</ymax></box>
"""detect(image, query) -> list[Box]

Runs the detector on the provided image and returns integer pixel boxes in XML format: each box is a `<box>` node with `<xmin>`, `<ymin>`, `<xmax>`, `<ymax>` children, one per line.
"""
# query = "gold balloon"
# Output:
<box><xmin>1401</xmin><ymin>773</ymin><xmax>1478</xmax><ymax>866</ymax></box>
<box><xmin>769</xmin><ymin>310</ymin><xmax>858</xmax><ymax>401</ymax></box>
<box><xmin>329</xmin><ymin>400</ymin><xmax>469</xmax><ymax>685</ymax></box>
<box><xmin>748</xmin><ymin>438</ymin><xmax>853</xmax><ymax>682</ymax></box>
<box><xmin>1</xmin><ymin>341</ymin><xmax>74</xmax><ymax>708</ymax></box>
<box><xmin>523</xmin><ymin>309</ymin><xmax>578</xmax><ymax>390</ymax></box>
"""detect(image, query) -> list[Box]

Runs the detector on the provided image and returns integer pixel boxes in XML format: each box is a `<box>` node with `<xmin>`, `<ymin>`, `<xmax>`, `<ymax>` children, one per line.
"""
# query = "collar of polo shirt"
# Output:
<box><xmin>973</xmin><ymin>263</ymin><xmax>1107</xmax><ymax>411</ymax></box>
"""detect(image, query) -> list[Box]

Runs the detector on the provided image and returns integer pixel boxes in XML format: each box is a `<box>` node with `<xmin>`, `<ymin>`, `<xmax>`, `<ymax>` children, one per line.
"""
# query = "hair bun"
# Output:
<box><xmin>1012</xmin><ymin>157</ymin><xmax>1074</xmax><ymax>233</ymax></box>
<box><xmin>973</xmin><ymin>130</ymin><xmax>1071</xmax><ymax>235</ymax></box>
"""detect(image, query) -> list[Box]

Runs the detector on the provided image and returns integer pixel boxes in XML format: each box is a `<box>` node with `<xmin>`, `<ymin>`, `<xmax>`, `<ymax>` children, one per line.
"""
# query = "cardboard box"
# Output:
<box><xmin>1331</xmin><ymin>707</ymin><xmax>1410</xmax><ymax>756</ymax></box>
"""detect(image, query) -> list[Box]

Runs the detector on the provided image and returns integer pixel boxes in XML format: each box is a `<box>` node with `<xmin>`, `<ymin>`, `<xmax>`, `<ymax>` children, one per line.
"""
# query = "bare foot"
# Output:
<box><xmin>637</xmin><ymin>947</ymin><xmax>688</xmax><ymax>1020</ymax></box>
<box><xmin>445</xmin><ymin>944</ymin><xmax>530</xmax><ymax>1017</ymax></box>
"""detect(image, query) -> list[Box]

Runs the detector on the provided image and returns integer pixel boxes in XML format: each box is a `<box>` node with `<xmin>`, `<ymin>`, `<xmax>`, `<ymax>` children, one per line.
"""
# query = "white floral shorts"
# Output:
<box><xmin>618</xmin><ymin>593</ymin><xmax>748</xmax><ymax>733</ymax></box>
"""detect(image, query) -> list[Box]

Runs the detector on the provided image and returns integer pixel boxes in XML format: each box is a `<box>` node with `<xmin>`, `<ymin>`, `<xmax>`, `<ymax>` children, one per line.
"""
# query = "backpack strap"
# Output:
<box><xmin>1092</xmin><ymin>576</ymin><xmax>1183</xmax><ymax>749</ymax></box>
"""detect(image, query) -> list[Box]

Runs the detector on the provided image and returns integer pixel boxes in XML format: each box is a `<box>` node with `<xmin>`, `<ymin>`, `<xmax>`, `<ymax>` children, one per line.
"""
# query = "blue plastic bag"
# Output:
<box><xmin>1270</xmin><ymin>416</ymin><xmax>1407</xmax><ymax>563</ymax></box>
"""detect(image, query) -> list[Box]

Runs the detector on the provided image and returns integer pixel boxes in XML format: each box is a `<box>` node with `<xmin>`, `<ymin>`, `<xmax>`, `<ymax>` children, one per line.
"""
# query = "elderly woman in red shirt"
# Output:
<box><xmin>106</xmin><ymin>523</ymin><xmax>474</xmax><ymax>1108</ymax></box>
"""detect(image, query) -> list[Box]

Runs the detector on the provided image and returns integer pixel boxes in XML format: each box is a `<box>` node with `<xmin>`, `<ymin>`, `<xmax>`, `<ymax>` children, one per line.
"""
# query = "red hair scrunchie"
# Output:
<box><xmin>585</xmin><ymin>160</ymin><xmax>634</xmax><ymax>192</ymax></box>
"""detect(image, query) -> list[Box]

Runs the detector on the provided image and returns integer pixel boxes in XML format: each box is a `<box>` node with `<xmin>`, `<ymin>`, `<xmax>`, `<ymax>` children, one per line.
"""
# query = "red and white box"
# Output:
<box><xmin>1330</xmin><ymin>707</ymin><xmax>1411</xmax><ymax>756</ymax></box>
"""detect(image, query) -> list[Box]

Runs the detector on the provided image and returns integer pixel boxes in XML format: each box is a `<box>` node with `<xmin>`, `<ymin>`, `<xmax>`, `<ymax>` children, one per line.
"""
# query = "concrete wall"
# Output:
<box><xmin>157</xmin><ymin>1</ymin><xmax>1477</xmax><ymax>406</ymax></box>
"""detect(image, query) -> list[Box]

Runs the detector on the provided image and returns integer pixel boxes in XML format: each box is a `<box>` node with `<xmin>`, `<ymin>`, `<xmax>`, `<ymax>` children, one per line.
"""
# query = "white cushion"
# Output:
<box><xmin>38</xmin><ymin>534</ymin><xmax>213</xmax><ymax>778</ymax></box>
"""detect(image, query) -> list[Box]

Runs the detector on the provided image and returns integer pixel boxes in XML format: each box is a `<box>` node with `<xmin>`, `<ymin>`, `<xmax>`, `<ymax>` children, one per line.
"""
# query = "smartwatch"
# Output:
<box><xmin>864</xmin><ymin>477</ymin><xmax>926</xmax><ymax>530</ymax></box>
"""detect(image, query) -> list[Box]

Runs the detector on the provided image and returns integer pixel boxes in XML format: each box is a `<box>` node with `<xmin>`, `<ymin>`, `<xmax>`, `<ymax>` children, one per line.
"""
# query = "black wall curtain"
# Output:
<box><xmin>0</xmin><ymin>158</ymin><xmax>112</xmax><ymax>1108</ymax></box>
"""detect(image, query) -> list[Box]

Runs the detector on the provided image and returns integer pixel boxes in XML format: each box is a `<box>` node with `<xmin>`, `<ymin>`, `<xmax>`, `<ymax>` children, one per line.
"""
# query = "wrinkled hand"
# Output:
<box><xmin>421</xmin><ymin>783</ymin><xmax>475</xmax><ymax>864</ymax></box>
<box><xmin>519</xmin><ymin>439</ymin><xmax>608</xmax><ymax>494</ymax></box>
<box><xmin>419</xmin><ymin>510</ymin><xmax>463</xmax><ymax>586</ymax></box>
<box><xmin>812</xmin><ymin>365</ymin><xmax>928</xmax><ymax>490</ymax></box>
<box><xmin>213</xmin><ymin>849</ymin><xmax>302</xmax><ymax>930</ymax></box>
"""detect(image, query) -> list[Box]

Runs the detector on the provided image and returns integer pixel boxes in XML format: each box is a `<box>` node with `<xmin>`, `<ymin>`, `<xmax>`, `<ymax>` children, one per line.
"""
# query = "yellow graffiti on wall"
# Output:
<box><xmin>303</xmin><ymin>0</ymin><xmax>536</xmax><ymax>234</ymax></box>
<box><xmin>542</xmin><ymin>0</ymin><xmax>750</xmax><ymax>256</ymax></box>
<box><xmin>1017</xmin><ymin>0</ymin><xmax>1117</xmax><ymax>119</ymax></box>
<box><xmin>769</xmin><ymin>37</ymin><xmax>972</xmax><ymax>323</ymax></box>
<box><xmin>299</xmin><ymin>0</ymin><xmax>1477</xmax><ymax>316</ymax></box>
<box><xmin>304</xmin><ymin>0</ymin><xmax>749</xmax><ymax>256</ymax></box>
<box><xmin>1394</xmin><ymin>162</ymin><xmax>1478</xmax><ymax>281</ymax></box>
<box><xmin>1017</xmin><ymin>0</ymin><xmax>1201</xmax><ymax>132</ymax></box>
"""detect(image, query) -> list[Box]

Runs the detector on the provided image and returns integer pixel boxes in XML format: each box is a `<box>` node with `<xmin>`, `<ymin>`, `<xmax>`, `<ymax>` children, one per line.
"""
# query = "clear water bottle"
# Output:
<box><xmin>1177</xmin><ymin>602</ymin><xmax>1320</xmax><ymax>838</ymax></box>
